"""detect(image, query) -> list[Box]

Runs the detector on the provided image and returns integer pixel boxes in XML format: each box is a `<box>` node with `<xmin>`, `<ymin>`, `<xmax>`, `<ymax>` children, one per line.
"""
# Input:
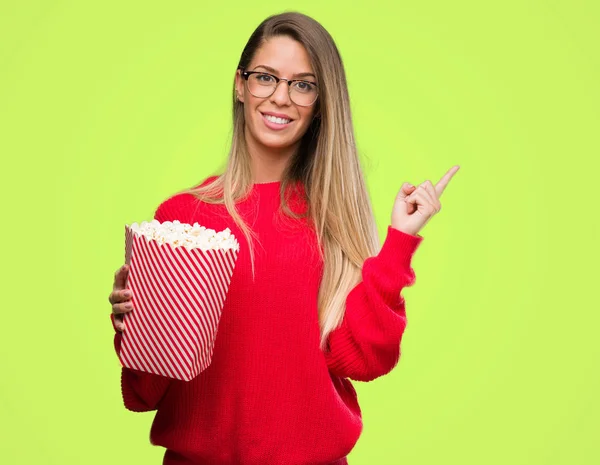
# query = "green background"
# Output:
<box><xmin>1</xmin><ymin>1</ymin><xmax>598</xmax><ymax>464</ymax></box>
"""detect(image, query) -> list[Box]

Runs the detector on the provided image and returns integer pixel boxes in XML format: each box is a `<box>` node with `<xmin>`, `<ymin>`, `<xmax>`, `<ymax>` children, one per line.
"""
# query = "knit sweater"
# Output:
<box><xmin>111</xmin><ymin>176</ymin><xmax>423</xmax><ymax>465</ymax></box>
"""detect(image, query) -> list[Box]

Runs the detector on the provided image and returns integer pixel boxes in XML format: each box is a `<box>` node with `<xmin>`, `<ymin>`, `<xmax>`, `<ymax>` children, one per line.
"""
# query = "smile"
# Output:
<box><xmin>263</xmin><ymin>113</ymin><xmax>291</xmax><ymax>124</ymax></box>
<box><xmin>261</xmin><ymin>112</ymin><xmax>293</xmax><ymax>130</ymax></box>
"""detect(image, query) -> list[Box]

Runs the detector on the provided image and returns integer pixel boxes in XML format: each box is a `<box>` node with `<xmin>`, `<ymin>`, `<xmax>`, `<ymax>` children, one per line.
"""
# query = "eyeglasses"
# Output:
<box><xmin>240</xmin><ymin>69</ymin><xmax>318</xmax><ymax>107</ymax></box>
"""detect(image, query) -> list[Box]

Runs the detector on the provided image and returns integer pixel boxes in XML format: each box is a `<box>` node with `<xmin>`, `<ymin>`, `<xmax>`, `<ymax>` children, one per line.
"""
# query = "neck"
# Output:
<box><xmin>245</xmin><ymin>129</ymin><xmax>299</xmax><ymax>184</ymax></box>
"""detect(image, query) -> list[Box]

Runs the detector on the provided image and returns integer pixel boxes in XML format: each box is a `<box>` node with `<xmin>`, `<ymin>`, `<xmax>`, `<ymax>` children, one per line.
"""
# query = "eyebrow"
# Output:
<box><xmin>253</xmin><ymin>64</ymin><xmax>316</xmax><ymax>80</ymax></box>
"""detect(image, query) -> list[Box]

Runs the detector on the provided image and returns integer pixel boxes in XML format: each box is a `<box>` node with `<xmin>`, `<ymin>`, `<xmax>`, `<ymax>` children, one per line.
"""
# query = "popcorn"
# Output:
<box><xmin>128</xmin><ymin>220</ymin><xmax>239</xmax><ymax>252</ymax></box>
<box><xmin>119</xmin><ymin>220</ymin><xmax>240</xmax><ymax>381</ymax></box>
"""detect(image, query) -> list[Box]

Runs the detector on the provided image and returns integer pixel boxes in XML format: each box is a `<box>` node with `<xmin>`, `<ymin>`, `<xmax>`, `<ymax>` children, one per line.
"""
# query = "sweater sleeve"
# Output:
<box><xmin>324</xmin><ymin>225</ymin><xmax>424</xmax><ymax>382</ymax></box>
<box><xmin>110</xmin><ymin>196</ymin><xmax>187</xmax><ymax>412</ymax></box>
<box><xmin>112</xmin><ymin>329</ymin><xmax>173</xmax><ymax>412</ymax></box>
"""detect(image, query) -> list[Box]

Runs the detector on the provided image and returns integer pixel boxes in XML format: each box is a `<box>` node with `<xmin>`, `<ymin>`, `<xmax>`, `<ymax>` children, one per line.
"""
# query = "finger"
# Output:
<box><xmin>408</xmin><ymin>184</ymin><xmax>436</xmax><ymax>207</ymax></box>
<box><xmin>113</xmin><ymin>314</ymin><xmax>125</xmax><ymax>332</ymax></box>
<box><xmin>435</xmin><ymin>165</ymin><xmax>460</xmax><ymax>198</ymax></box>
<box><xmin>112</xmin><ymin>264</ymin><xmax>130</xmax><ymax>291</ymax></box>
<box><xmin>404</xmin><ymin>188</ymin><xmax>438</xmax><ymax>215</ymax></box>
<box><xmin>112</xmin><ymin>301</ymin><xmax>134</xmax><ymax>316</ymax></box>
<box><xmin>398</xmin><ymin>182</ymin><xmax>417</xmax><ymax>199</ymax></box>
<box><xmin>108</xmin><ymin>288</ymin><xmax>133</xmax><ymax>305</ymax></box>
<box><xmin>420</xmin><ymin>180</ymin><xmax>441</xmax><ymax>212</ymax></box>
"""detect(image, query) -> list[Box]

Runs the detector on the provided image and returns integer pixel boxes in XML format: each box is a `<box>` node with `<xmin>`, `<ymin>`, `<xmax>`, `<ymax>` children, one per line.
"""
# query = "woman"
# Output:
<box><xmin>108</xmin><ymin>11</ymin><xmax>459</xmax><ymax>465</ymax></box>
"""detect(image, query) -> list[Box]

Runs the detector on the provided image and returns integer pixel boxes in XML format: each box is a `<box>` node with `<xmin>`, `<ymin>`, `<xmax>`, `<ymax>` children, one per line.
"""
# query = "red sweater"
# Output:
<box><xmin>111</xmin><ymin>176</ymin><xmax>423</xmax><ymax>465</ymax></box>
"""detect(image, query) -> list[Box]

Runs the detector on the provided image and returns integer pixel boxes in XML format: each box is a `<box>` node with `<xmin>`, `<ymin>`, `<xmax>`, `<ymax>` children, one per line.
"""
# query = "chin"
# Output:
<box><xmin>253</xmin><ymin>128</ymin><xmax>301</xmax><ymax>149</ymax></box>
<box><xmin>258</xmin><ymin>136</ymin><xmax>296</xmax><ymax>149</ymax></box>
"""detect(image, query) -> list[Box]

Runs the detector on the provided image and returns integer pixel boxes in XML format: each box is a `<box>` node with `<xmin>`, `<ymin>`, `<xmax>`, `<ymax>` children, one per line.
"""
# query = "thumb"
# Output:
<box><xmin>113</xmin><ymin>264</ymin><xmax>129</xmax><ymax>290</ymax></box>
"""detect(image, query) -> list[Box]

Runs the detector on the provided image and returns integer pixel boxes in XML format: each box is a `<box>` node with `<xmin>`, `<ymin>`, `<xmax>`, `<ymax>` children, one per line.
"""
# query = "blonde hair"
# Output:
<box><xmin>177</xmin><ymin>11</ymin><xmax>380</xmax><ymax>352</ymax></box>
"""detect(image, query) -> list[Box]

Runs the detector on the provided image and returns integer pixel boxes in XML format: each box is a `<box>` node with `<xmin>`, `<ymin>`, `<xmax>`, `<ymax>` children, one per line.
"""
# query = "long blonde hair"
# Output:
<box><xmin>177</xmin><ymin>11</ymin><xmax>380</xmax><ymax>352</ymax></box>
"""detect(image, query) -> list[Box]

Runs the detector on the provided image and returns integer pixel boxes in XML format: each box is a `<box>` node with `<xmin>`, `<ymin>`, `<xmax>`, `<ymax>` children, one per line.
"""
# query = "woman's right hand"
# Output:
<box><xmin>108</xmin><ymin>264</ymin><xmax>134</xmax><ymax>332</ymax></box>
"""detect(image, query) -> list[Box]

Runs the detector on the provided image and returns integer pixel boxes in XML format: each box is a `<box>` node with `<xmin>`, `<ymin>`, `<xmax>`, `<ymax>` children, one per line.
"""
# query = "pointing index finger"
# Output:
<box><xmin>435</xmin><ymin>165</ymin><xmax>460</xmax><ymax>197</ymax></box>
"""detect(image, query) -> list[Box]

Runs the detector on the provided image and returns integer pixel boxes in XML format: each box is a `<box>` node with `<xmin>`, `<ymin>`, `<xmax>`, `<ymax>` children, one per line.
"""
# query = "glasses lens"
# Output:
<box><xmin>247</xmin><ymin>73</ymin><xmax>276</xmax><ymax>98</ymax></box>
<box><xmin>246</xmin><ymin>73</ymin><xmax>318</xmax><ymax>106</ymax></box>
<box><xmin>290</xmin><ymin>81</ymin><xmax>318</xmax><ymax>106</ymax></box>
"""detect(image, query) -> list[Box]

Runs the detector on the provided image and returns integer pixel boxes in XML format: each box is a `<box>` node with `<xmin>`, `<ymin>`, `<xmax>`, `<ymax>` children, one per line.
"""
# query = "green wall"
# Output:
<box><xmin>1</xmin><ymin>1</ymin><xmax>598</xmax><ymax>464</ymax></box>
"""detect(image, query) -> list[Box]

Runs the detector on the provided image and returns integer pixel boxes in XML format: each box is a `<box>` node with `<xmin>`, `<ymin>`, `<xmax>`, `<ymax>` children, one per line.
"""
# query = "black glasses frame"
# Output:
<box><xmin>240</xmin><ymin>69</ymin><xmax>319</xmax><ymax>106</ymax></box>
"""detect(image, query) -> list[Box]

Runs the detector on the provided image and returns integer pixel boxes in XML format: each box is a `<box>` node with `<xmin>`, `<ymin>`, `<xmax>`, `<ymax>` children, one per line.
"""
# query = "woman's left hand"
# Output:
<box><xmin>391</xmin><ymin>165</ymin><xmax>460</xmax><ymax>236</ymax></box>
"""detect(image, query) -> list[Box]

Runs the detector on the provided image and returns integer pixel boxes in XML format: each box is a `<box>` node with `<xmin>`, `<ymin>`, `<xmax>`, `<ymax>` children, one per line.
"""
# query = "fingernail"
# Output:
<box><xmin>124</xmin><ymin>291</ymin><xmax>132</xmax><ymax>297</ymax></box>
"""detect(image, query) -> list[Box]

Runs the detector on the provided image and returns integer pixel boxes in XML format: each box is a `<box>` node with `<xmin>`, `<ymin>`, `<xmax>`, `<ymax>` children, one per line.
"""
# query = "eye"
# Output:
<box><xmin>256</xmin><ymin>73</ymin><xmax>275</xmax><ymax>83</ymax></box>
<box><xmin>293</xmin><ymin>81</ymin><xmax>316</xmax><ymax>93</ymax></box>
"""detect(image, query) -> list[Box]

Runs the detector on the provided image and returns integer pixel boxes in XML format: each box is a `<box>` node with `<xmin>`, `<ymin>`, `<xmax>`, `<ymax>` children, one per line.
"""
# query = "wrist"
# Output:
<box><xmin>390</xmin><ymin>224</ymin><xmax>419</xmax><ymax>237</ymax></box>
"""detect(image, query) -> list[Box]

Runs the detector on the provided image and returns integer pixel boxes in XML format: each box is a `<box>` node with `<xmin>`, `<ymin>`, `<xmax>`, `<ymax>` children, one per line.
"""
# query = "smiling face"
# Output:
<box><xmin>235</xmin><ymin>35</ymin><xmax>318</xmax><ymax>156</ymax></box>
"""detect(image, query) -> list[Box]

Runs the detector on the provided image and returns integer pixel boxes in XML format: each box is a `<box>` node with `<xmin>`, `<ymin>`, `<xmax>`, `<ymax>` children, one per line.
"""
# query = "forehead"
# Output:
<box><xmin>249</xmin><ymin>36</ymin><xmax>314</xmax><ymax>75</ymax></box>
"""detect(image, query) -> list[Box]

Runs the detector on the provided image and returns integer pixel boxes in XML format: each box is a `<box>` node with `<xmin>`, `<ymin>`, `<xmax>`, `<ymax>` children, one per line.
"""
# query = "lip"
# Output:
<box><xmin>260</xmin><ymin>111</ymin><xmax>294</xmax><ymax>120</ymax></box>
<box><xmin>260</xmin><ymin>111</ymin><xmax>293</xmax><ymax>131</ymax></box>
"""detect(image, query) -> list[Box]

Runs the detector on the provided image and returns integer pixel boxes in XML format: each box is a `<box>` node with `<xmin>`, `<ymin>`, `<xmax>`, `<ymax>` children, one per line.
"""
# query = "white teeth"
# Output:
<box><xmin>264</xmin><ymin>114</ymin><xmax>291</xmax><ymax>124</ymax></box>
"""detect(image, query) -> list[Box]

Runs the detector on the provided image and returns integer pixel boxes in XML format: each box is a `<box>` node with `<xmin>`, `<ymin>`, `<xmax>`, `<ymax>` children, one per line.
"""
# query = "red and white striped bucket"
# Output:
<box><xmin>119</xmin><ymin>224</ymin><xmax>239</xmax><ymax>381</ymax></box>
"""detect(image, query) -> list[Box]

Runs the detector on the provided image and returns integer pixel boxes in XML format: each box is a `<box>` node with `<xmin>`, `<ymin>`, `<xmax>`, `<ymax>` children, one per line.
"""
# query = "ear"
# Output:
<box><xmin>235</xmin><ymin>69</ymin><xmax>245</xmax><ymax>103</ymax></box>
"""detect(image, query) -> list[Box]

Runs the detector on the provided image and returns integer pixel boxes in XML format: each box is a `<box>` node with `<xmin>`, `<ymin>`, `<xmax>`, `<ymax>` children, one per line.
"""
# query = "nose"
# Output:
<box><xmin>269</xmin><ymin>80</ymin><xmax>292</xmax><ymax>106</ymax></box>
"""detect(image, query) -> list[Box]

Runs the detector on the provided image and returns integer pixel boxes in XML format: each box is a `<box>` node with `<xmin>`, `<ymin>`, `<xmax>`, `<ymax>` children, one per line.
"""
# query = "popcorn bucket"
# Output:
<box><xmin>119</xmin><ymin>221</ymin><xmax>240</xmax><ymax>381</ymax></box>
